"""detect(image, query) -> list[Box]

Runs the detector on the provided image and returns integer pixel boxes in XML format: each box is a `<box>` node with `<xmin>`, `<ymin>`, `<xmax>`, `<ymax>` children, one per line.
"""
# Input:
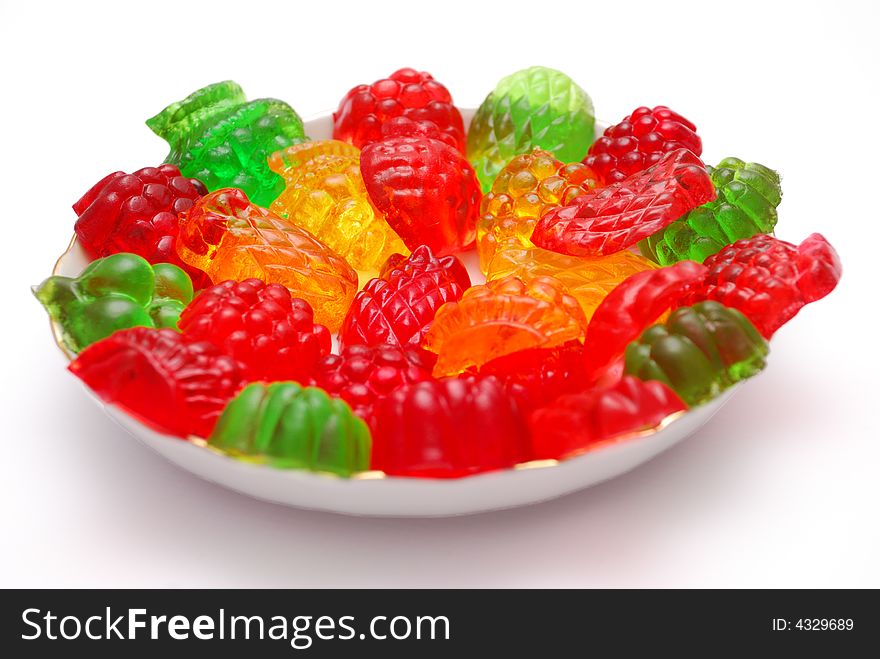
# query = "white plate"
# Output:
<box><xmin>50</xmin><ymin>108</ymin><xmax>740</xmax><ymax>517</ymax></box>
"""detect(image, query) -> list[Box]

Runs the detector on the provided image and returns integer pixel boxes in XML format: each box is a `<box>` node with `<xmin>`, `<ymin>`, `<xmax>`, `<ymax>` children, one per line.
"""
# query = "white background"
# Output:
<box><xmin>1</xmin><ymin>0</ymin><xmax>878</xmax><ymax>587</ymax></box>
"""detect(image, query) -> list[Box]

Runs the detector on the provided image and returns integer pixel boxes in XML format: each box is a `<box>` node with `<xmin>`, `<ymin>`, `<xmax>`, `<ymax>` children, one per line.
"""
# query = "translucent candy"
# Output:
<box><xmin>268</xmin><ymin>140</ymin><xmax>408</xmax><ymax>272</ymax></box>
<box><xmin>176</xmin><ymin>188</ymin><xmax>358</xmax><ymax>331</ymax></box>
<box><xmin>468</xmin><ymin>67</ymin><xmax>596</xmax><ymax>192</ymax></box>
<box><xmin>477</xmin><ymin>148</ymin><xmax>599</xmax><ymax>272</ymax></box>
<box><xmin>423</xmin><ymin>275</ymin><xmax>587</xmax><ymax>376</ymax></box>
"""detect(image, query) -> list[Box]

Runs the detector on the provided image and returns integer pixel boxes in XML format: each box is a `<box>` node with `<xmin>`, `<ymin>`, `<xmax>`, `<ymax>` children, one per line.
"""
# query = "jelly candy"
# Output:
<box><xmin>640</xmin><ymin>158</ymin><xmax>782</xmax><ymax>265</ymax></box>
<box><xmin>208</xmin><ymin>382</ymin><xmax>370</xmax><ymax>477</ymax></box>
<box><xmin>146</xmin><ymin>81</ymin><xmax>307</xmax><ymax>207</ymax></box>
<box><xmin>530</xmin><ymin>376</ymin><xmax>687</xmax><ymax>460</ymax></box>
<box><xmin>625</xmin><ymin>301</ymin><xmax>769</xmax><ymax>405</ymax></box>
<box><xmin>468</xmin><ymin>67</ymin><xmax>595</xmax><ymax>192</ymax></box>
<box><xmin>377</xmin><ymin>244</ymin><xmax>471</xmax><ymax>290</ymax></box>
<box><xmin>532</xmin><ymin>149</ymin><xmax>716</xmax><ymax>257</ymax></box>
<box><xmin>477</xmin><ymin>148</ymin><xmax>599</xmax><ymax>272</ymax></box>
<box><xmin>371</xmin><ymin>375</ymin><xmax>531</xmax><ymax>478</ymax></box>
<box><xmin>333</xmin><ymin>68</ymin><xmax>466</xmax><ymax>152</ymax></box>
<box><xmin>377</xmin><ymin>115</ymin><xmax>460</xmax><ymax>148</ymax></box>
<box><xmin>486</xmin><ymin>242</ymin><xmax>656</xmax><ymax>323</ymax></box>
<box><xmin>69</xmin><ymin>327</ymin><xmax>246</xmax><ymax>438</ymax></box>
<box><xmin>477</xmin><ymin>340</ymin><xmax>588</xmax><ymax>413</ymax></box>
<box><xmin>268</xmin><ymin>140</ymin><xmax>408</xmax><ymax>271</ymax></box>
<box><xmin>584</xmin><ymin>106</ymin><xmax>702</xmax><ymax>184</ymax></box>
<box><xmin>35</xmin><ymin>253</ymin><xmax>194</xmax><ymax>352</ymax></box>
<box><xmin>176</xmin><ymin>188</ymin><xmax>358</xmax><ymax>331</ymax></box>
<box><xmin>423</xmin><ymin>275</ymin><xmax>587</xmax><ymax>377</ymax></box>
<box><xmin>340</xmin><ymin>245</ymin><xmax>469</xmax><ymax>349</ymax></box>
<box><xmin>73</xmin><ymin>164</ymin><xmax>208</xmax><ymax>286</ymax></box>
<box><xmin>361</xmin><ymin>133</ymin><xmax>481</xmax><ymax>256</ymax></box>
<box><xmin>583</xmin><ymin>260</ymin><xmax>709</xmax><ymax>381</ymax></box>
<box><xmin>311</xmin><ymin>344</ymin><xmax>432</xmax><ymax>430</ymax></box>
<box><xmin>178</xmin><ymin>279</ymin><xmax>330</xmax><ymax>384</ymax></box>
<box><xmin>682</xmin><ymin>233</ymin><xmax>841</xmax><ymax>337</ymax></box>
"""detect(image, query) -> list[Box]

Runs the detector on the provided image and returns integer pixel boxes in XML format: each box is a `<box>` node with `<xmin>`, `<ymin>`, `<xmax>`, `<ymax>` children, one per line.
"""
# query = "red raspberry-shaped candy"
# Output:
<box><xmin>361</xmin><ymin>135</ymin><xmax>481</xmax><ymax>256</ymax></box>
<box><xmin>530</xmin><ymin>376</ymin><xmax>687</xmax><ymax>460</ymax></box>
<box><xmin>477</xmin><ymin>340</ymin><xmax>589</xmax><ymax>412</ymax></box>
<box><xmin>69</xmin><ymin>327</ymin><xmax>246</xmax><ymax>438</ymax></box>
<box><xmin>73</xmin><ymin>164</ymin><xmax>209</xmax><ymax>286</ymax></box>
<box><xmin>311</xmin><ymin>344</ymin><xmax>433</xmax><ymax>430</ymax></box>
<box><xmin>340</xmin><ymin>245</ymin><xmax>470</xmax><ymax>349</ymax></box>
<box><xmin>372</xmin><ymin>375</ymin><xmax>532</xmax><ymax>478</ymax></box>
<box><xmin>178</xmin><ymin>279</ymin><xmax>331</xmax><ymax>383</ymax></box>
<box><xmin>584</xmin><ymin>106</ymin><xmax>702</xmax><ymax>184</ymax></box>
<box><xmin>333</xmin><ymin>68</ymin><xmax>466</xmax><ymax>152</ymax></box>
<box><xmin>683</xmin><ymin>233</ymin><xmax>842</xmax><ymax>338</ymax></box>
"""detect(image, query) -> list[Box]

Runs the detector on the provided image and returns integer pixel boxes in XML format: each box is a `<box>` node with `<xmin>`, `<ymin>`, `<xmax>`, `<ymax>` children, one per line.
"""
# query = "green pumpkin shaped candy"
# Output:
<box><xmin>624</xmin><ymin>301</ymin><xmax>769</xmax><ymax>406</ymax></box>
<box><xmin>208</xmin><ymin>382</ymin><xmax>371</xmax><ymax>477</ymax></box>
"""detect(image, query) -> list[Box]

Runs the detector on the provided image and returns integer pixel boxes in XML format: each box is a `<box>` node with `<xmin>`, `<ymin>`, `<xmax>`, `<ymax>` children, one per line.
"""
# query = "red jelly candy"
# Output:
<box><xmin>69</xmin><ymin>327</ymin><xmax>246</xmax><ymax>438</ymax></box>
<box><xmin>531</xmin><ymin>149</ymin><xmax>716</xmax><ymax>256</ymax></box>
<box><xmin>372</xmin><ymin>375</ymin><xmax>532</xmax><ymax>478</ymax></box>
<box><xmin>683</xmin><ymin>233</ymin><xmax>842</xmax><ymax>337</ymax></box>
<box><xmin>530</xmin><ymin>376</ymin><xmax>687</xmax><ymax>460</ymax></box>
<box><xmin>379</xmin><ymin>116</ymin><xmax>460</xmax><ymax>149</ymax></box>
<box><xmin>333</xmin><ymin>68</ymin><xmax>466</xmax><ymax>152</ymax></box>
<box><xmin>73</xmin><ymin>165</ymin><xmax>209</xmax><ymax>286</ymax></box>
<box><xmin>584</xmin><ymin>260</ymin><xmax>708</xmax><ymax>380</ymax></box>
<box><xmin>360</xmin><ymin>135</ymin><xmax>481</xmax><ymax>256</ymax></box>
<box><xmin>584</xmin><ymin>106</ymin><xmax>702</xmax><ymax>184</ymax></box>
<box><xmin>178</xmin><ymin>279</ymin><xmax>331</xmax><ymax>383</ymax></box>
<box><xmin>311</xmin><ymin>344</ymin><xmax>433</xmax><ymax>430</ymax></box>
<box><xmin>340</xmin><ymin>245</ymin><xmax>469</xmax><ymax>349</ymax></box>
<box><xmin>477</xmin><ymin>340</ymin><xmax>588</xmax><ymax>413</ymax></box>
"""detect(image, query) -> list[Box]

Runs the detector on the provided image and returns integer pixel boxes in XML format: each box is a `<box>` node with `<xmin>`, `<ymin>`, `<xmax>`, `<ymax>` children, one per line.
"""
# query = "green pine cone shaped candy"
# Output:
<box><xmin>208</xmin><ymin>382</ymin><xmax>371</xmax><ymax>477</ymax></box>
<box><xmin>624</xmin><ymin>300</ymin><xmax>769</xmax><ymax>406</ymax></box>
<box><xmin>146</xmin><ymin>81</ymin><xmax>308</xmax><ymax>207</ymax></box>
<box><xmin>34</xmin><ymin>253</ymin><xmax>194</xmax><ymax>352</ymax></box>
<box><xmin>639</xmin><ymin>157</ymin><xmax>782</xmax><ymax>265</ymax></box>
<box><xmin>467</xmin><ymin>67</ymin><xmax>595</xmax><ymax>192</ymax></box>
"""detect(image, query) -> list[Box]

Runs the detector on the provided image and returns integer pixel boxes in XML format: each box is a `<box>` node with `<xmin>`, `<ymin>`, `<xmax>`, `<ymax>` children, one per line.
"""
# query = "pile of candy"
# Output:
<box><xmin>36</xmin><ymin>67</ymin><xmax>842</xmax><ymax>479</ymax></box>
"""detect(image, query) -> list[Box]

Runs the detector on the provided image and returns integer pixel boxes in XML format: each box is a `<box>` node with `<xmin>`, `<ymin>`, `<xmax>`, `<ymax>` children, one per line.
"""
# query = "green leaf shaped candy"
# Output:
<box><xmin>34</xmin><ymin>253</ymin><xmax>194</xmax><ymax>352</ymax></box>
<box><xmin>624</xmin><ymin>300</ymin><xmax>769</xmax><ymax>406</ymax></box>
<box><xmin>467</xmin><ymin>67</ymin><xmax>595</xmax><ymax>192</ymax></box>
<box><xmin>208</xmin><ymin>382</ymin><xmax>371</xmax><ymax>477</ymax></box>
<box><xmin>146</xmin><ymin>81</ymin><xmax>308</xmax><ymax>207</ymax></box>
<box><xmin>639</xmin><ymin>158</ymin><xmax>782</xmax><ymax>265</ymax></box>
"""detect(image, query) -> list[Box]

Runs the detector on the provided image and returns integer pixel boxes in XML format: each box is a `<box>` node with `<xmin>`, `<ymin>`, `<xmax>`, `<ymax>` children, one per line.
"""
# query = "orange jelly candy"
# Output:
<box><xmin>477</xmin><ymin>148</ymin><xmax>599</xmax><ymax>272</ymax></box>
<box><xmin>422</xmin><ymin>274</ymin><xmax>587</xmax><ymax>377</ymax></box>
<box><xmin>268</xmin><ymin>140</ymin><xmax>408</xmax><ymax>272</ymax></box>
<box><xmin>486</xmin><ymin>240</ymin><xmax>657</xmax><ymax>323</ymax></box>
<box><xmin>176</xmin><ymin>188</ymin><xmax>358</xmax><ymax>331</ymax></box>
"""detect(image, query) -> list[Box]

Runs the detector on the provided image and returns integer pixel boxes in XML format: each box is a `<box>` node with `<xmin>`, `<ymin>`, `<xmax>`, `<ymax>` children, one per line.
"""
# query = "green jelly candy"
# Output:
<box><xmin>467</xmin><ymin>66</ymin><xmax>595</xmax><ymax>192</ymax></box>
<box><xmin>624</xmin><ymin>301</ymin><xmax>769</xmax><ymax>406</ymax></box>
<box><xmin>77</xmin><ymin>252</ymin><xmax>155</xmax><ymax>307</ymax></box>
<box><xmin>147</xmin><ymin>81</ymin><xmax>308</xmax><ymax>207</ymax></box>
<box><xmin>209</xmin><ymin>382</ymin><xmax>371</xmax><ymax>477</ymax></box>
<box><xmin>639</xmin><ymin>158</ymin><xmax>782</xmax><ymax>265</ymax></box>
<box><xmin>68</xmin><ymin>296</ymin><xmax>154</xmax><ymax>347</ymax></box>
<box><xmin>34</xmin><ymin>254</ymin><xmax>194</xmax><ymax>352</ymax></box>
